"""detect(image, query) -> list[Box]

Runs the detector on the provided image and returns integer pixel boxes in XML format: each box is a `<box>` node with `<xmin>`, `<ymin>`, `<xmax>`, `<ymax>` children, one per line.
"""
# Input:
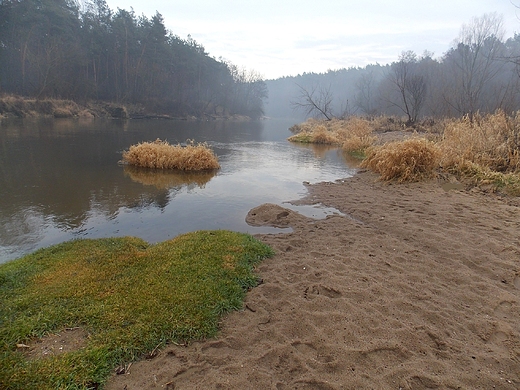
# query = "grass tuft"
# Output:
<box><xmin>288</xmin><ymin>124</ymin><xmax>339</xmax><ymax>145</ymax></box>
<box><xmin>121</xmin><ymin>139</ymin><xmax>220</xmax><ymax>171</ymax></box>
<box><xmin>439</xmin><ymin>110</ymin><xmax>520</xmax><ymax>173</ymax></box>
<box><xmin>337</xmin><ymin>117</ymin><xmax>376</xmax><ymax>154</ymax></box>
<box><xmin>288</xmin><ymin>118</ymin><xmax>375</xmax><ymax>154</ymax></box>
<box><xmin>360</xmin><ymin>138</ymin><xmax>441</xmax><ymax>182</ymax></box>
<box><xmin>0</xmin><ymin>231</ymin><xmax>273</xmax><ymax>389</ymax></box>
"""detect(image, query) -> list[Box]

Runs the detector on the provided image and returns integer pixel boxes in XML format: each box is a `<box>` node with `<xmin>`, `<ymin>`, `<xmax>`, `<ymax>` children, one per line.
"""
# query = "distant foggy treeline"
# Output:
<box><xmin>0</xmin><ymin>0</ymin><xmax>267</xmax><ymax>118</ymax></box>
<box><xmin>266</xmin><ymin>14</ymin><xmax>520</xmax><ymax>122</ymax></box>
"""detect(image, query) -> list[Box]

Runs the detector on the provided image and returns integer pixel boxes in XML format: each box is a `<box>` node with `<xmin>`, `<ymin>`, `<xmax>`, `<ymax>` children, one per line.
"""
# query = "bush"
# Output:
<box><xmin>337</xmin><ymin>117</ymin><xmax>376</xmax><ymax>153</ymax></box>
<box><xmin>361</xmin><ymin>138</ymin><xmax>441</xmax><ymax>182</ymax></box>
<box><xmin>288</xmin><ymin>124</ymin><xmax>340</xmax><ymax>144</ymax></box>
<box><xmin>440</xmin><ymin>111</ymin><xmax>520</xmax><ymax>173</ymax></box>
<box><xmin>288</xmin><ymin>118</ymin><xmax>375</xmax><ymax>149</ymax></box>
<box><xmin>121</xmin><ymin>139</ymin><xmax>220</xmax><ymax>171</ymax></box>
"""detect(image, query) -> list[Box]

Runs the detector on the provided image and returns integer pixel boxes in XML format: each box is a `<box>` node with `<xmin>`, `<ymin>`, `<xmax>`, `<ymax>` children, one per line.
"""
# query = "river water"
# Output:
<box><xmin>0</xmin><ymin>118</ymin><xmax>356</xmax><ymax>263</ymax></box>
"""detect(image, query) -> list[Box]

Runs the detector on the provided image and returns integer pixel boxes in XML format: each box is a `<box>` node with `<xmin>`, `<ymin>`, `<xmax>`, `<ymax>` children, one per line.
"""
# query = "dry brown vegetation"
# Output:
<box><xmin>0</xmin><ymin>95</ymin><xmax>86</xmax><ymax>118</ymax></box>
<box><xmin>0</xmin><ymin>94</ymin><xmax>130</xmax><ymax>118</ymax></box>
<box><xmin>439</xmin><ymin>111</ymin><xmax>520</xmax><ymax>173</ymax></box>
<box><xmin>361</xmin><ymin>138</ymin><xmax>441</xmax><ymax>182</ymax></box>
<box><xmin>291</xmin><ymin>112</ymin><xmax>520</xmax><ymax>193</ymax></box>
<box><xmin>121</xmin><ymin>139</ymin><xmax>220</xmax><ymax>171</ymax></box>
<box><xmin>288</xmin><ymin>117</ymin><xmax>376</xmax><ymax>152</ymax></box>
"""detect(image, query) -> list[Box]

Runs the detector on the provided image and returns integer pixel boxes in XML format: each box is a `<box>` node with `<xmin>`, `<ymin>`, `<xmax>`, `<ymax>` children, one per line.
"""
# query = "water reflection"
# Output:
<box><xmin>123</xmin><ymin>166</ymin><xmax>217</xmax><ymax>190</ymax></box>
<box><xmin>0</xmin><ymin>118</ymin><xmax>355</xmax><ymax>262</ymax></box>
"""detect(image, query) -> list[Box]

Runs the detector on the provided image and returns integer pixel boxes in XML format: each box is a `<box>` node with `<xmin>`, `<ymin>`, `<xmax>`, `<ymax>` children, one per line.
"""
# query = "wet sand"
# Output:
<box><xmin>106</xmin><ymin>170</ymin><xmax>520</xmax><ymax>389</ymax></box>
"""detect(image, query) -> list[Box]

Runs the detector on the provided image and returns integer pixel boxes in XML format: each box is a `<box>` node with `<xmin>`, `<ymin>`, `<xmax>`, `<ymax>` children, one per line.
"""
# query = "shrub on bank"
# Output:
<box><xmin>439</xmin><ymin>111</ymin><xmax>520</xmax><ymax>173</ymax></box>
<box><xmin>121</xmin><ymin>139</ymin><xmax>220</xmax><ymax>171</ymax></box>
<box><xmin>360</xmin><ymin>138</ymin><xmax>441</xmax><ymax>182</ymax></box>
<box><xmin>338</xmin><ymin>117</ymin><xmax>376</xmax><ymax>154</ymax></box>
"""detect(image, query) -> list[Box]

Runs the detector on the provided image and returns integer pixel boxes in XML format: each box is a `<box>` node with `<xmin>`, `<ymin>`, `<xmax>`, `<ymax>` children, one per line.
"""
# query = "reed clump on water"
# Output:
<box><xmin>121</xmin><ymin>139</ymin><xmax>220</xmax><ymax>171</ymax></box>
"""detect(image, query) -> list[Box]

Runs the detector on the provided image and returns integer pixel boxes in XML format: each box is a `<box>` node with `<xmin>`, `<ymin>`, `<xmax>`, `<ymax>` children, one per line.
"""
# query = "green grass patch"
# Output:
<box><xmin>344</xmin><ymin>149</ymin><xmax>367</xmax><ymax>160</ymax></box>
<box><xmin>0</xmin><ymin>231</ymin><xmax>274</xmax><ymax>389</ymax></box>
<box><xmin>287</xmin><ymin>131</ymin><xmax>315</xmax><ymax>143</ymax></box>
<box><xmin>448</xmin><ymin>163</ymin><xmax>520</xmax><ymax>196</ymax></box>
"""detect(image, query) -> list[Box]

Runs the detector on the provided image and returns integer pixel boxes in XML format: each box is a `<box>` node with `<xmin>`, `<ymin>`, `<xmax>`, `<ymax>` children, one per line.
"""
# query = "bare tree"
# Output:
<box><xmin>354</xmin><ymin>70</ymin><xmax>378</xmax><ymax>115</ymax></box>
<box><xmin>291</xmin><ymin>83</ymin><xmax>334</xmax><ymax>120</ymax></box>
<box><xmin>382</xmin><ymin>51</ymin><xmax>427</xmax><ymax>124</ymax></box>
<box><xmin>442</xmin><ymin>13</ymin><xmax>505</xmax><ymax>119</ymax></box>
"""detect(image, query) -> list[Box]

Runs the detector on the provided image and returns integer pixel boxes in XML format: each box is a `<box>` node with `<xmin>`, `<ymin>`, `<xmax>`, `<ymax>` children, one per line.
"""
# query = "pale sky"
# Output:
<box><xmin>103</xmin><ymin>0</ymin><xmax>519</xmax><ymax>79</ymax></box>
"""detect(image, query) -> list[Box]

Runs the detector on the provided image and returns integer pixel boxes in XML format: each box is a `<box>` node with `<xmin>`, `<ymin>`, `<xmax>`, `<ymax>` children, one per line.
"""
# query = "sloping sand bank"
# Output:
<box><xmin>107</xmin><ymin>170</ymin><xmax>520</xmax><ymax>389</ymax></box>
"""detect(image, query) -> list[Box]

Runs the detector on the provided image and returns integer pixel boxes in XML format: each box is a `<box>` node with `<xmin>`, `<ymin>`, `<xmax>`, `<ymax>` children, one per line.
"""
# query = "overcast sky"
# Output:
<box><xmin>104</xmin><ymin>0</ymin><xmax>519</xmax><ymax>79</ymax></box>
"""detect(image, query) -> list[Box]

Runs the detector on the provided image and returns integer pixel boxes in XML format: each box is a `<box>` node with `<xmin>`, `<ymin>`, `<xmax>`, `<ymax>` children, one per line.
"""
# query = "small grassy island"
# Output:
<box><xmin>0</xmin><ymin>231</ymin><xmax>273</xmax><ymax>389</ymax></box>
<box><xmin>121</xmin><ymin>139</ymin><xmax>221</xmax><ymax>171</ymax></box>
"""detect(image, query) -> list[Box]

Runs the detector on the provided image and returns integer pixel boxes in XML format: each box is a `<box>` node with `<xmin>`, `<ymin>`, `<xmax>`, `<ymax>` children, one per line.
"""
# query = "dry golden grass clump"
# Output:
<box><xmin>439</xmin><ymin>111</ymin><xmax>520</xmax><ymax>173</ymax></box>
<box><xmin>288</xmin><ymin>118</ymin><xmax>322</xmax><ymax>134</ymax></box>
<box><xmin>361</xmin><ymin>138</ymin><xmax>441</xmax><ymax>182</ymax></box>
<box><xmin>288</xmin><ymin>118</ymin><xmax>375</xmax><ymax>149</ymax></box>
<box><xmin>121</xmin><ymin>139</ymin><xmax>220</xmax><ymax>171</ymax></box>
<box><xmin>337</xmin><ymin>117</ymin><xmax>376</xmax><ymax>153</ymax></box>
<box><xmin>368</xmin><ymin>115</ymin><xmax>407</xmax><ymax>132</ymax></box>
<box><xmin>310</xmin><ymin>124</ymin><xmax>341</xmax><ymax>144</ymax></box>
<box><xmin>288</xmin><ymin>119</ymin><xmax>340</xmax><ymax>145</ymax></box>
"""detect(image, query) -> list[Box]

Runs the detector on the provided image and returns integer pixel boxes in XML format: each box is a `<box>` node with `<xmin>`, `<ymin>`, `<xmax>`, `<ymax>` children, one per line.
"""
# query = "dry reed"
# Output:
<box><xmin>288</xmin><ymin>124</ymin><xmax>340</xmax><ymax>145</ymax></box>
<box><xmin>288</xmin><ymin>118</ymin><xmax>375</xmax><ymax>150</ymax></box>
<box><xmin>439</xmin><ymin>111</ymin><xmax>520</xmax><ymax>173</ymax></box>
<box><xmin>292</xmin><ymin>114</ymin><xmax>520</xmax><ymax>192</ymax></box>
<box><xmin>361</xmin><ymin>138</ymin><xmax>441</xmax><ymax>182</ymax></box>
<box><xmin>337</xmin><ymin>117</ymin><xmax>376</xmax><ymax>153</ymax></box>
<box><xmin>121</xmin><ymin>139</ymin><xmax>220</xmax><ymax>171</ymax></box>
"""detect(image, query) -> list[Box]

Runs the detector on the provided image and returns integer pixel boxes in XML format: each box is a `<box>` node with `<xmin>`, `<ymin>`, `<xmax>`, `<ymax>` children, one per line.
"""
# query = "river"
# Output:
<box><xmin>0</xmin><ymin>117</ymin><xmax>355</xmax><ymax>263</ymax></box>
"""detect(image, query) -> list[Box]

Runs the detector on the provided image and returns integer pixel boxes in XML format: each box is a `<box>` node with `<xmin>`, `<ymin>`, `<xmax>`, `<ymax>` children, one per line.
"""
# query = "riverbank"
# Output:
<box><xmin>0</xmin><ymin>95</ymin><xmax>252</xmax><ymax>120</ymax></box>
<box><xmin>106</xmin><ymin>169</ymin><xmax>520</xmax><ymax>389</ymax></box>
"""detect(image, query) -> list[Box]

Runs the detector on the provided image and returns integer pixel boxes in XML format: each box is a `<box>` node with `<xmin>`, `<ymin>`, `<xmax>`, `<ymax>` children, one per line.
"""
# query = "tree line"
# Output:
<box><xmin>0</xmin><ymin>0</ymin><xmax>267</xmax><ymax>118</ymax></box>
<box><xmin>266</xmin><ymin>13</ymin><xmax>520</xmax><ymax>123</ymax></box>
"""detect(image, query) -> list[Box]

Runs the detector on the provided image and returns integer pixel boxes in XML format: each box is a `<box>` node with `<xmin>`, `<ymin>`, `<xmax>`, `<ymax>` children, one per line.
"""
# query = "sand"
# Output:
<box><xmin>106</xmin><ymin>170</ymin><xmax>520</xmax><ymax>389</ymax></box>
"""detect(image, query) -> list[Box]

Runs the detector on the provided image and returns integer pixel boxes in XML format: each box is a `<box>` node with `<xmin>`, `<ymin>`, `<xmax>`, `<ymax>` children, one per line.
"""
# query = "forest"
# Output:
<box><xmin>0</xmin><ymin>0</ymin><xmax>267</xmax><ymax>118</ymax></box>
<box><xmin>1</xmin><ymin>2</ymin><xmax>518</xmax><ymax>123</ymax></box>
<box><xmin>265</xmin><ymin>13</ymin><xmax>520</xmax><ymax>123</ymax></box>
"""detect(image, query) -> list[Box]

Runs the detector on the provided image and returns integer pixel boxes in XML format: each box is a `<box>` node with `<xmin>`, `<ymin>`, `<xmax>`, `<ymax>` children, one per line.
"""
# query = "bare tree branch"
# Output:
<box><xmin>291</xmin><ymin>83</ymin><xmax>334</xmax><ymax>120</ymax></box>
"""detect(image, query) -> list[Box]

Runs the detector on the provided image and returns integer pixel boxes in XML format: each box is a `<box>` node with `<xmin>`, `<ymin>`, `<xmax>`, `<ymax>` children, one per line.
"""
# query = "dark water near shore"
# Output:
<box><xmin>0</xmin><ymin>118</ymin><xmax>355</xmax><ymax>263</ymax></box>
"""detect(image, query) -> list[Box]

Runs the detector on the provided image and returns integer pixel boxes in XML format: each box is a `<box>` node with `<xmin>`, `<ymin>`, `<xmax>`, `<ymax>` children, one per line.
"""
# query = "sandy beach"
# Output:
<box><xmin>106</xmin><ymin>170</ymin><xmax>520</xmax><ymax>389</ymax></box>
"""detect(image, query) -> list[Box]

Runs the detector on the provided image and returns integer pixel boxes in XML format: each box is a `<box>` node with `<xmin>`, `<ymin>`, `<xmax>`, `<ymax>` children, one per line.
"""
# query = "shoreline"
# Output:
<box><xmin>0</xmin><ymin>95</ymin><xmax>254</xmax><ymax>120</ymax></box>
<box><xmin>106</xmin><ymin>170</ymin><xmax>520</xmax><ymax>389</ymax></box>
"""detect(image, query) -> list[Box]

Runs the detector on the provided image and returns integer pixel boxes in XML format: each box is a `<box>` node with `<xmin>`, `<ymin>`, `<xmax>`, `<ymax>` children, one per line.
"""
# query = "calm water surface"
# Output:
<box><xmin>0</xmin><ymin>118</ymin><xmax>355</xmax><ymax>263</ymax></box>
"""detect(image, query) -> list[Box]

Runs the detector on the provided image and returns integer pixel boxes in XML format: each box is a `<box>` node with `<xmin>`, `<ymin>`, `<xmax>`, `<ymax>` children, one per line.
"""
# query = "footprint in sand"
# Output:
<box><xmin>303</xmin><ymin>284</ymin><xmax>342</xmax><ymax>300</ymax></box>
